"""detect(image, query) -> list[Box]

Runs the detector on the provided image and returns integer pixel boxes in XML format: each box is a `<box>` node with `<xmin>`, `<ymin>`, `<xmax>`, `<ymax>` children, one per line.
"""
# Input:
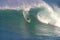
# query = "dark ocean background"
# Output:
<box><xmin>0</xmin><ymin>0</ymin><xmax>60</xmax><ymax>40</ymax></box>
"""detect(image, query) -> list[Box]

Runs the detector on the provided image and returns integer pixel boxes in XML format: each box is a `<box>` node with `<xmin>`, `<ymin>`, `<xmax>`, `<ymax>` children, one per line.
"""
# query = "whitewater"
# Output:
<box><xmin>0</xmin><ymin>0</ymin><xmax>60</xmax><ymax>37</ymax></box>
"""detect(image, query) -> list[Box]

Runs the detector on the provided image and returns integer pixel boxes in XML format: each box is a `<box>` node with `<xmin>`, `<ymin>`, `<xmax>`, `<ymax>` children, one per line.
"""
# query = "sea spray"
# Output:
<box><xmin>36</xmin><ymin>1</ymin><xmax>60</xmax><ymax>36</ymax></box>
<box><xmin>0</xmin><ymin>0</ymin><xmax>60</xmax><ymax>37</ymax></box>
<box><xmin>36</xmin><ymin>2</ymin><xmax>60</xmax><ymax>27</ymax></box>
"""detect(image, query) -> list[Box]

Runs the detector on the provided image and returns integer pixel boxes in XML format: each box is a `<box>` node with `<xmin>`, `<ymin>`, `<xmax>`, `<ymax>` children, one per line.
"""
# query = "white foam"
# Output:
<box><xmin>36</xmin><ymin>1</ymin><xmax>60</xmax><ymax>27</ymax></box>
<box><xmin>0</xmin><ymin>0</ymin><xmax>46</xmax><ymax>11</ymax></box>
<box><xmin>37</xmin><ymin>14</ymin><xmax>51</xmax><ymax>24</ymax></box>
<box><xmin>36</xmin><ymin>0</ymin><xmax>60</xmax><ymax>36</ymax></box>
<box><xmin>23</xmin><ymin>11</ymin><xmax>31</xmax><ymax>23</ymax></box>
<box><xmin>1</xmin><ymin>0</ymin><xmax>60</xmax><ymax>36</ymax></box>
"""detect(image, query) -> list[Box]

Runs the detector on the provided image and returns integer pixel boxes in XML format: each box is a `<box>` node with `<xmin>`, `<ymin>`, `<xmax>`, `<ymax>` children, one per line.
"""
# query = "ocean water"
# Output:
<box><xmin>0</xmin><ymin>0</ymin><xmax>60</xmax><ymax>40</ymax></box>
<box><xmin>0</xmin><ymin>8</ymin><xmax>60</xmax><ymax>40</ymax></box>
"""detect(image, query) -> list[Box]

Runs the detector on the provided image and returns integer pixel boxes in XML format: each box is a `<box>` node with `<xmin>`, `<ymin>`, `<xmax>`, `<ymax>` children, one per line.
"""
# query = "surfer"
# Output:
<box><xmin>22</xmin><ymin>5</ymin><xmax>31</xmax><ymax>23</ymax></box>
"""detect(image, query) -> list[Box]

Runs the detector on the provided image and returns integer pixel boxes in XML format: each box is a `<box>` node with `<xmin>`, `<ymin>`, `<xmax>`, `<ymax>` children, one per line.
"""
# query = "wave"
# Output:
<box><xmin>35</xmin><ymin>1</ymin><xmax>60</xmax><ymax>36</ymax></box>
<box><xmin>0</xmin><ymin>0</ymin><xmax>43</xmax><ymax>10</ymax></box>
<box><xmin>0</xmin><ymin>0</ymin><xmax>47</xmax><ymax>23</ymax></box>
<box><xmin>1</xmin><ymin>0</ymin><xmax>60</xmax><ymax>36</ymax></box>
<box><xmin>36</xmin><ymin>1</ymin><xmax>60</xmax><ymax>28</ymax></box>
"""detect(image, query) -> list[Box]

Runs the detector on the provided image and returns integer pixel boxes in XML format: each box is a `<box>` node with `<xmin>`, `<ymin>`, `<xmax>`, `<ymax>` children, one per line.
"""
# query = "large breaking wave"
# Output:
<box><xmin>0</xmin><ymin>0</ymin><xmax>60</xmax><ymax>37</ymax></box>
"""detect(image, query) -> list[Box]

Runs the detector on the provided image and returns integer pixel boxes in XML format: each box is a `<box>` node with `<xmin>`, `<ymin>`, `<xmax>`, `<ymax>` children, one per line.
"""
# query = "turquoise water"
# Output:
<box><xmin>0</xmin><ymin>9</ymin><xmax>37</xmax><ymax>38</ymax></box>
<box><xmin>0</xmin><ymin>0</ymin><xmax>60</xmax><ymax>40</ymax></box>
<box><xmin>0</xmin><ymin>8</ymin><xmax>42</xmax><ymax>36</ymax></box>
<box><xmin>0</xmin><ymin>8</ymin><xmax>59</xmax><ymax>40</ymax></box>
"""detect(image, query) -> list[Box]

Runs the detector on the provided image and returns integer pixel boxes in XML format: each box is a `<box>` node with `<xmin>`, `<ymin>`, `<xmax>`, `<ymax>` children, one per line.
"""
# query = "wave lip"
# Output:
<box><xmin>0</xmin><ymin>0</ymin><xmax>46</xmax><ymax>10</ymax></box>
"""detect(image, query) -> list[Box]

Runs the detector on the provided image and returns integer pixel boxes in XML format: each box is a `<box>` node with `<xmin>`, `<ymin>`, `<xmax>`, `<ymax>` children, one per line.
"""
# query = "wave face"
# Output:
<box><xmin>0</xmin><ymin>0</ymin><xmax>60</xmax><ymax>39</ymax></box>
